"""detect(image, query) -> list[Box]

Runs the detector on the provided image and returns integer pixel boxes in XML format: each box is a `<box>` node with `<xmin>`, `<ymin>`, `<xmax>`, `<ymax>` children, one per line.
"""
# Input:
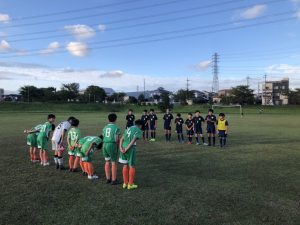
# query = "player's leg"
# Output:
<box><xmin>73</xmin><ymin>156</ymin><xmax>80</xmax><ymax>171</ymax></box>
<box><xmin>119</xmin><ymin>151</ymin><xmax>129</xmax><ymax>188</ymax></box>
<box><xmin>39</xmin><ymin>149</ymin><xmax>43</xmax><ymax>165</ymax></box>
<box><xmin>103</xmin><ymin>144</ymin><xmax>112</xmax><ymax>183</ymax></box>
<box><xmin>69</xmin><ymin>155</ymin><xmax>75</xmax><ymax>171</ymax></box>
<box><xmin>43</xmin><ymin>150</ymin><xmax>49</xmax><ymax>166</ymax></box>
<box><xmin>110</xmin><ymin>144</ymin><xmax>119</xmax><ymax>185</ymax></box>
<box><xmin>195</xmin><ymin>131</ymin><xmax>199</xmax><ymax>145</ymax></box>
<box><xmin>212</xmin><ymin>126</ymin><xmax>216</xmax><ymax>147</ymax></box>
<box><xmin>57</xmin><ymin>149</ymin><xmax>65</xmax><ymax>170</ymax></box>
<box><xmin>168</xmin><ymin>128</ymin><xmax>172</xmax><ymax>141</ymax></box>
<box><xmin>164</xmin><ymin>128</ymin><xmax>168</xmax><ymax>142</ymax></box>
<box><xmin>145</xmin><ymin>127</ymin><xmax>149</xmax><ymax>139</ymax></box>
<box><xmin>127</xmin><ymin>148</ymin><xmax>137</xmax><ymax>190</ymax></box>
<box><xmin>53</xmin><ymin>140</ymin><xmax>59</xmax><ymax>169</ymax></box>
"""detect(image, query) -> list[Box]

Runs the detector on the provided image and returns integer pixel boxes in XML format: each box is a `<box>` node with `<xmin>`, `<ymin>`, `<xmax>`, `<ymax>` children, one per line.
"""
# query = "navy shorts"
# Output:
<box><xmin>218</xmin><ymin>130</ymin><xmax>227</xmax><ymax>137</ymax></box>
<box><xmin>176</xmin><ymin>127</ymin><xmax>183</xmax><ymax>134</ymax></box>
<box><xmin>187</xmin><ymin>130</ymin><xmax>194</xmax><ymax>136</ymax></box>
<box><xmin>164</xmin><ymin>123</ymin><xmax>171</xmax><ymax>130</ymax></box>
<box><xmin>194</xmin><ymin>127</ymin><xmax>203</xmax><ymax>134</ymax></box>
<box><xmin>206</xmin><ymin>125</ymin><xmax>216</xmax><ymax>134</ymax></box>
<box><xmin>141</xmin><ymin>124</ymin><xmax>149</xmax><ymax>131</ymax></box>
<box><xmin>150</xmin><ymin>124</ymin><xmax>156</xmax><ymax>130</ymax></box>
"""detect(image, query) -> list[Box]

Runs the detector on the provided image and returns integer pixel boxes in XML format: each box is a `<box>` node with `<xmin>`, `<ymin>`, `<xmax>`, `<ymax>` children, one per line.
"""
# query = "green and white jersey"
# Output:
<box><xmin>67</xmin><ymin>127</ymin><xmax>81</xmax><ymax>146</ymax></box>
<box><xmin>39</xmin><ymin>122</ymin><xmax>52</xmax><ymax>138</ymax></box>
<box><xmin>122</xmin><ymin>126</ymin><xmax>142</xmax><ymax>149</ymax></box>
<box><xmin>102</xmin><ymin>123</ymin><xmax>120</xmax><ymax>143</ymax></box>
<box><xmin>79</xmin><ymin>136</ymin><xmax>103</xmax><ymax>155</ymax></box>
<box><xmin>30</xmin><ymin>124</ymin><xmax>43</xmax><ymax>136</ymax></box>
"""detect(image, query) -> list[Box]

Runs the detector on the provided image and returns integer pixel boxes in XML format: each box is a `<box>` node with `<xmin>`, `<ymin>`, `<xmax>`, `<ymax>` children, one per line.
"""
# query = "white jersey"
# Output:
<box><xmin>51</xmin><ymin>121</ymin><xmax>71</xmax><ymax>143</ymax></box>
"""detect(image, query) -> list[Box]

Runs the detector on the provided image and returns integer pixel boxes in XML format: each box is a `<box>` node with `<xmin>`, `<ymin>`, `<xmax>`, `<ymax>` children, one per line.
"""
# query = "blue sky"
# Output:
<box><xmin>0</xmin><ymin>0</ymin><xmax>300</xmax><ymax>93</ymax></box>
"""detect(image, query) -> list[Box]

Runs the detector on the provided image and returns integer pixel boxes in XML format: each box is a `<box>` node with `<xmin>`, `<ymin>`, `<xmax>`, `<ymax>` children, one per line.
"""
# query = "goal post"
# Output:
<box><xmin>212</xmin><ymin>104</ymin><xmax>243</xmax><ymax>117</ymax></box>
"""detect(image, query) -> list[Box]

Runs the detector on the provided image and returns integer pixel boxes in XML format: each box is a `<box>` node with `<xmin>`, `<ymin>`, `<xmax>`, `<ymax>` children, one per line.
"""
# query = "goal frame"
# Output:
<box><xmin>212</xmin><ymin>104</ymin><xmax>243</xmax><ymax>117</ymax></box>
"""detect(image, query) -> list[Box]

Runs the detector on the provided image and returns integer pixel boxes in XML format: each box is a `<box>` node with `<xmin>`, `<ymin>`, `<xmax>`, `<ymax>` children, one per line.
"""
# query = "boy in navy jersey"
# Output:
<box><xmin>193</xmin><ymin>110</ymin><xmax>207</xmax><ymax>145</ymax></box>
<box><xmin>126</xmin><ymin>109</ymin><xmax>135</xmax><ymax>128</ymax></box>
<box><xmin>185</xmin><ymin>113</ymin><xmax>194</xmax><ymax>144</ymax></box>
<box><xmin>149</xmin><ymin>109</ymin><xmax>158</xmax><ymax>142</ymax></box>
<box><xmin>141</xmin><ymin>110</ymin><xmax>150</xmax><ymax>140</ymax></box>
<box><xmin>163</xmin><ymin>108</ymin><xmax>174</xmax><ymax>142</ymax></box>
<box><xmin>205</xmin><ymin>109</ymin><xmax>217</xmax><ymax>146</ymax></box>
<box><xmin>175</xmin><ymin>113</ymin><xmax>184</xmax><ymax>143</ymax></box>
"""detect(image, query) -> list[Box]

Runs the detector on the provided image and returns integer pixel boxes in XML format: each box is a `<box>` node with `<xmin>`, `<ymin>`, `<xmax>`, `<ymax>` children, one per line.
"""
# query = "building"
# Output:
<box><xmin>0</xmin><ymin>89</ymin><xmax>4</xmax><ymax>101</ymax></box>
<box><xmin>262</xmin><ymin>78</ymin><xmax>289</xmax><ymax>105</ymax></box>
<box><xmin>218</xmin><ymin>89</ymin><xmax>232</xmax><ymax>97</ymax></box>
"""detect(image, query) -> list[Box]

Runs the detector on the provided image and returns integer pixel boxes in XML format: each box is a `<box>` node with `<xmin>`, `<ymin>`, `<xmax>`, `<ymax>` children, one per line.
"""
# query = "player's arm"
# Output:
<box><xmin>123</xmin><ymin>138</ymin><xmax>137</xmax><ymax>153</ymax></box>
<box><xmin>85</xmin><ymin>143</ymin><xmax>94</xmax><ymax>156</ymax></box>
<box><xmin>225</xmin><ymin>121</ymin><xmax>229</xmax><ymax>134</ymax></box>
<box><xmin>24</xmin><ymin>129</ymin><xmax>39</xmax><ymax>134</ymax></box>
<box><xmin>119</xmin><ymin>136</ymin><xmax>124</xmax><ymax>152</ymax></box>
<box><xmin>67</xmin><ymin>133</ymin><xmax>72</xmax><ymax>150</ymax></box>
<box><xmin>59</xmin><ymin>129</ymin><xmax>66</xmax><ymax>145</ymax></box>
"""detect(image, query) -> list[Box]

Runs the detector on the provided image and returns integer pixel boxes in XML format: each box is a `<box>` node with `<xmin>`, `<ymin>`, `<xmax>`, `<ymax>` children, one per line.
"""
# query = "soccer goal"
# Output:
<box><xmin>212</xmin><ymin>104</ymin><xmax>243</xmax><ymax>117</ymax></box>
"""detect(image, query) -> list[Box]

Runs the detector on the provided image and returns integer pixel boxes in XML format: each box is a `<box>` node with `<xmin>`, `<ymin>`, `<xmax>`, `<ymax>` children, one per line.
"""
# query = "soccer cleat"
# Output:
<box><xmin>106</xmin><ymin>179</ymin><xmax>111</xmax><ymax>184</ymax></box>
<box><xmin>187</xmin><ymin>142</ymin><xmax>192</xmax><ymax>145</ymax></box>
<box><xmin>92</xmin><ymin>174</ymin><xmax>99</xmax><ymax>179</ymax></box>
<box><xmin>122</xmin><ymin>183</ymin><xmax>128</xmax><ymax>189</ymax></box>
<box><xmin>196</xmin><ymin>142</ymin><xmax>200</xmax><ymax>145</ymax></box>
<box><xmin>43</xmin><ymin>162</ymin><xmax>50</xmax><ymax>166</ymax></box>
<box><xmin>127</xmin><ymin>184</ymin><xmax>138</xmax><ymax>190</ymax></box>
<box><xmin>56</xmin><ymin>164</ymin><xmax>59</xmax><ymax>169</ymax></box>
<box><xmin>111</xmin><ymin>180</ymin><xmax>120</xmax><ymax>185</ymax></box>
<box><xmin>203</xmin><ymin>143</ymin><xmax>208</xmax><ymax>146</ymax></box>
<box><xmin>59</xmin><ymin>165</ymin><xmax>66</xmax><ymax>170</ymax></box>
<box><xmin>72</xmin><ymin>168</ymin><xmax>79</xmax><ymax>173</ymax></box>
<box><xmin>40</xmin><ymin>162</ymin><xmax>43</xmax><ymax>165</ymax></box>
<box><xmin>69</xmin><ymin>168</ymin><xmax>73</xmax><ymax>172</ymax></box>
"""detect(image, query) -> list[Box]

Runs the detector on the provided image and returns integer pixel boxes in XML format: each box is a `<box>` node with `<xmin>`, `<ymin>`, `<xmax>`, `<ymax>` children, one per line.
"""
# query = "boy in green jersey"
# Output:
<box><xmin>102</xmin><ymin>113</ymin><xmax>121</xmax><ymax>185</ymax></box>
<box><xmin>119</xmin><ymin>119</ymin><xmax>143</xmax><ymax>190</ymax></box>
<box><xmin>37</xmin><ymin>114</ymin><xmax>56</xmax><ymax>166</ymax></box>
<box><xmin>24</xmin><ymin>124</ymin><xmax>43</xmax><ymax>163</ymax></box>
<box><xmin>67</xmin><ymin>119</ymin><xmax>81</xmax><ymax>172</ymax></box>
<box><xmin>76</xmin><ymin>135</ymin><xmax>103</xmax><ymax>180</ymax></box>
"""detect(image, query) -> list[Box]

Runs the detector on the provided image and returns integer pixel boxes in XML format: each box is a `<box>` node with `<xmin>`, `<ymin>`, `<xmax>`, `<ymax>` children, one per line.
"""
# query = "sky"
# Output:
<box><xmin>0</xmin><ymin>0</ymin><xmax>300</xmax><ymax>94</ymax></box>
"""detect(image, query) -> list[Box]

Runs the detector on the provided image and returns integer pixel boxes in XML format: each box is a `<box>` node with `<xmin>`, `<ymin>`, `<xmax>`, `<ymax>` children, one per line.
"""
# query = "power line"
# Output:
<box><xmin>212</xmin><ymin>53</ymin><xmax>219</xmax><ymax>93</ymax></box>
<box><xmin>0</xmin><ymin>16</ymin><xmax>296</xmax><ymax>59</ymax></box>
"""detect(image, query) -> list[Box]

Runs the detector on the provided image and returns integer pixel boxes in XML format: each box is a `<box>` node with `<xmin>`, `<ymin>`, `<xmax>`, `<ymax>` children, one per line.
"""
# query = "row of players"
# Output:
<box><xmin>23</xmin><ymin>109</ymin><xmax>229</xmax><ymax>189</ymax></box>
<box><xmin>126</xmin><ymin>108</ymin><xmax>229</xmax><ymax>146</ymax></box>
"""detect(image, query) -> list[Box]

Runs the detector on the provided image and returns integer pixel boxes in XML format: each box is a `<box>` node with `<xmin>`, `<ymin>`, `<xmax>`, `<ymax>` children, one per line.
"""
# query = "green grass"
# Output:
<box><xmin>0</xmin><ymin>107</ymin><xmax>300</xmax><ymax>225</ymax></box>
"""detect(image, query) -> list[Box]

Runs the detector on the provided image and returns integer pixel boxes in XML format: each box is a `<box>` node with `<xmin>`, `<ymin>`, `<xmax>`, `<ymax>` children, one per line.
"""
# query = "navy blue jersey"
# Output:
<box><xmin>185</xmin><ymin>119</ymin><xmax>194</xmax><ymax>129</ymax></box>
<box><xmin>193</xmin><ymin>116</ymin><xmax>205</xmax><ymax>128</ymax></box>
<box><xmin>163</xmin><ymin>113</ymin><xmax>173</xmax><ymax>125</ymax></box>
<box><xmin>175</xmin><ymin>117</ymin><xmax>184</xmax><ymax>129</ymax></box>
<box><xmin>205</xmin><ymin>115</ymin><xmax>217</xmax><ymax>126</ymax></box>
<box><xmin>126</xmin><ymin>114</ymin><xmax>135</xmax><ymax>127</ymax></box>
<box><xmin>149</xmin><ymin>114</ymin><xmax>158</xmax><ymax>125</ymax></box>
<box><xmin>141</xmin><ymin>115</ymin><xmax>149</xmax><ymax>126</ymax></box>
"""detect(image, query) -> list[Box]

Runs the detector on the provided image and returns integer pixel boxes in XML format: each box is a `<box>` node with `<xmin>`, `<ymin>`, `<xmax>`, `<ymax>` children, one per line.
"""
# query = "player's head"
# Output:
<box><xmin>134</xmin><ymin>119</ymin><xmax>143</xmax><ymax>128</ymax></box>
<box><xmin>128</xmin><ymin>109</ymin><xmax>133</xmax><ymax>115</ymax></box>
<box><xmin>177</xmin><ymin>113</ymin><xmax>181</xmax><ymax>117</ymax></box>
<box><xmin>48</xmin><ymin>114</ymin><xmax>56</xmax><ymax>123</ymax></box>
<box><xmin>108</xmin><ymin>113</ymin><xmax>117</xmax><ymax>123</ymax></box>
<box><xmin>96</xmin><ymin>135</ymin><xmax>104</xmax><ymax>149</ymax></box>
<box><xmin>143</xmin><ymin>109</ymin><xmax>148</xmax><ymax>115</ymax></box>
<box><xmin>219</xmin><ymin>113</ymin><xmax>225</xmax><ymax>119</ymax></box>
<box><xmin>150</xmin><ymin>109</ymin><xmax>154</xmax><ymax>114</ymax></box>
<box><xmin>67</xmin><ymin>116</ymin><xmax>76</xmax><ymax>124</ymax></box>
<box><xmin>208</xmin><ymin>109</ymin><xmax>214</xmax><ymax>115</ymax></box>
<box><xmin>71</xmin><ymin>118</ymin><xmax>79</xmax><ymax>127</ymax></box>
<box><xmin>166</xmin><ymin>108</ymin><xmax>170</xmax><ymax>113</ymax></box>
<box><xmin>51</xmin><ymin>124</ymin><xmax>56</xmax><ymax>131</ymax></box>
<box><xmin>195</xmin><ymin>110</ymin><xmax>200</xmax><ymax>116</ymax></box>
<box><xmin>188</xmin><ymin>113</ymin><xmax>193</xmax><ymax>119</ymax></box>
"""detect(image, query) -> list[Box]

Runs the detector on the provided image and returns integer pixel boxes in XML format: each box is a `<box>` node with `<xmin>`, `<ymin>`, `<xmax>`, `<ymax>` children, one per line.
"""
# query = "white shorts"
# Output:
<box><xmin>51</xmin><ymin>140</ymin><xmax>60</xmax><ymax>151</ymax></box>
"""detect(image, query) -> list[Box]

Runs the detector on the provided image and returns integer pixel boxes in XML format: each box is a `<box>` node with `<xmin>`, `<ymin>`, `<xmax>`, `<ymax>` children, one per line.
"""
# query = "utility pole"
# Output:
<box><xmin>212</xmin><ymin>53</ymin><xmax>219</xmax><ymax>93</ymax></box>
<box><xmin>137</xmin><ymin>85</ymin><xmax>139</xmax><ymax>93</ymax></box>
<box><xmin>143</xmin><ymin>78</ymin><xmax>146</xmax><ymax>97</ymax></box>
<box><xmin>246</xmin><ymin>76</ymin><xmax>250</xmax><ymax>87</ymax></box>
<box><xmin>263</xmin><ymin>74</ymin><xmax>267</xmax><ymax>105</ymax></box>
<box><xmin>27</xmin><ymin>86</ymin><xmax>30</xmax><ymax>103</ymax></box>
<box><xmin>186</xmin><ymin>77</ymin><xmax>190</xmax><ymax>101</ymax></box>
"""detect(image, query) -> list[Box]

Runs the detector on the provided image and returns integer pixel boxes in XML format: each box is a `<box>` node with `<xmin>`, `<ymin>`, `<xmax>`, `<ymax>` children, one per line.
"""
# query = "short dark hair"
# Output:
<box><xmin>177</xmin><ymin>113</ymin><xmax>181</xmax><ymax>117</ymax></box>
<box><xmin>219</xmin><ymin>113</ymin><xmax>225</xmax><ymax>117</ymax></box>
<box><xmin>150</xmin><ymin>109</ymin><xmax>154</xmax><ymax>112</ymax></box>
<box><xmin>195</xmin><ymin>110</ymin><xmax>200</xmax><ymax>113</ymax></box>
<box><xmin>71</xmin><ymin>118</ymin><xmax>80</xmax><ymax>127</ymax></box>
<box><xmin>51</xmin><ymin>124</ymin><xmax>55</xmax><ymax>131</ymax></box>
<box><xmin>128</xmin><ymin>109</ymin><xmax>133</xmax><ymax>112</ymax></box>
<box><xmin>135</xmin><ymin>119</ymin><xmax>143</xmax><ymax>126</ymax></box>
<box><xmin>108</xmin><ymin>113</ymin><xmax>117</xmax><ymax>122</ymax></box>
<box><xmin>143</xmin><ymin>109</ymin><xmax>148</xmax><ymax>113</ymax></box>
<box><xmin>48</xmin><ymin>114</ymin><xmax>56</xmax><ymax>119</ymax></box>
<box><xmin>208</xmin><ymin>109</ymin><xmax>214</xmax><ymax>113</ymax></box>
<box><xmin>67</xmin><ymin>116</ymin><xmax>76</xmax><ymax>122</ymax></box>
<box><xmin>188</xmin><ymin>113</ymin><xmax>193</xmax><ymax>116</ymax></box>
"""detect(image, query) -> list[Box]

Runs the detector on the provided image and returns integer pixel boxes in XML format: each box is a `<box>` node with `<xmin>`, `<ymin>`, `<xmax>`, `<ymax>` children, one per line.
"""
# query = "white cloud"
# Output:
<box><xmin>0</xmin><ymin>40</ymin><xmax>10</xmax><ymax>52</ymax></box>
<box><xmin>98</xmin><ymin>24</ymin><xmax>106</xmax><ymax>32</ymax></box>
<box><xmin>40</xmin><ymin>42</ymin><xmax>60</xmax><ymax>55</ymax></box>
<box><xmin>0</xmin><ymin>13</ymin><xmax>10</xmax><ymax>23</ymax></box>
<box><xmin>195</xmin><ymin>60</ymin><xmax>211</xmax><ymax>71</ymax></box>
<box><xmin>235</xmin><ymin>4</ymin><xmax>267</xmax><ymax>20</ymax></box>
<box><xmin>99</xmin><ymin>70</ymin><xmax>124</xmax><ymax>78</ymax></box>
<box><xmin>296</xmin><ymin>10</ymin><xmax>300</xmax><ymax>19</ymax></box>
<box><xmin>0</xmin><ymin>32</ymin><xmax>7</xmax><ymax>38</ymax></box>
<box><xmin>64</xmin><ymin>24</ymin><xmax>96</xmax><ymax>39</ymax></box>
<box><xmin>291</xmin><ymin>0</ymin><xmax>300</xmax><ymax>4</ymax></box>
<box><xmin>66</xmin><ymin>42</ymin><xmax>89</xmax><ymax>57</ymax></box>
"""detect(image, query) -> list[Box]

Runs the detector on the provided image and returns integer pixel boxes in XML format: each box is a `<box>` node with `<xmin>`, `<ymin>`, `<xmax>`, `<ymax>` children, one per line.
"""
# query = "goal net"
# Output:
<box><xmin>212</xmin><ymin>104</ymin><xmax>243</xmax><ymax>117</ymax></box>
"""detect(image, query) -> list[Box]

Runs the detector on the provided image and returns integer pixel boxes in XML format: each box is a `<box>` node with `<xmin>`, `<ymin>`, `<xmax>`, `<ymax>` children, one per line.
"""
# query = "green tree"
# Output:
<box><xmin>84</xmin><ymin>85</ymin><xmax>106</xmax><ymax>103</ymax></box>
<box><xmin>230</xmin><ymin>85</ymin><xmax>255</xmax><ymax>105</ymax></box>
<box><xmin>289</xmin><ymin>89</ymin><xmax>300</xmax><ymax>105</ymax></box>
<box><xmin>19</xmin><ymin>85</ymin><xmax>42</xmax><ymax>102</ymax></box>
<box><xmin>174</xmin><ymin>89</ymin><xmax>194</xmax><ymax>104</ymax></box>
<box><xmin>157</xmin><ymin>87</ymin><xmax>172</xmax><ymax>111</ymax></box>
<box><xmin>138</xmin><ymin>94</ymin><xmax>145</xmax><ymax>103</ymax></box>
<box><xmin>107</xmin><ymin>92</ymin><xmax>126</xmax><ymax>103</ymax></box>
<box><xmin>58</xmin><ymin>83</ymin><xmax>80</xmax><ymax>101</ymax></box>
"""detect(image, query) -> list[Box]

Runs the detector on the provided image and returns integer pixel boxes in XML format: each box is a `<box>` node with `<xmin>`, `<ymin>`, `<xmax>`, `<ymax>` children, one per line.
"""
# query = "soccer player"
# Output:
<box><xmin>174</xmin><ymin>113</ymin><xmax>184</xmax><ymax>143</ymax></box>
<box><xmin>119</xmin><ymin>119</ymin><xmax>143</xmax><ymax>190</ymax></box>
<box><xmin>76</xmin><ymin>136</ymin><xmax>103</xmax><ymax>180</ymax></box>
<box><xmin>125</xmin><ymin>109</ymin><xmax>135</xmax><ymax>128</ymax></box>
<box><xmin>51</xmin><ymin>116</ymin><xmax>76</xmax><ymax>170</ymax></box>
<box><xmin>149</xmin><ymin>109</ymin><xmax>158</xmax><ymax>142</ymax></box>
<box><xmin>67</xmin><ymin>118</ymin><xmax>81</xmax><ymax>172</ymax></box>
<box><xmin>205</xmin><ymin>109</ymin><xmax>217</xmax><ymax>146</ymax></box>
<box><xmin>37</xmin><ymin>114</ymin><xmax>56</xmax><ymax>166</ymax></box>
<box><xmin>163</xmin><ymin>108</ymin><xmax>174</xmax><ymax>142</ymax></box>
<box><xmin>141</xmin><ymin>109</ymin><xmax>150</xmax><ymax>140</ymax></box>
<box><xmin>185</xmin><ymin>113</ymin><xmax>194</xmax><ymax>144</ymax></box>
<box><xmin>24</xmin><ymin>124</ymin><xmax>43</xmax><ymax>163</ymax></box>
<box><xmin>102</xmin><ymin>113</ymin><xmax>121</xmax><ymax>185</ymax></box>
<box><xmin>216</xmin><ymin>113</ymin><xmax>229</xmax><ymax>148</ymax></box>
<box><xmin>193</xmin><ymin>110</ymin><xmax>207</xmax><ymax>145</ymax></box>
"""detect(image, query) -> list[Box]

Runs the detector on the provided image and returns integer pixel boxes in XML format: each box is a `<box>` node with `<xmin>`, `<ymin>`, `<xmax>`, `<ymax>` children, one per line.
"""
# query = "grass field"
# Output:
<box><xmin>0</xmin><ymin>106</ymin><xmax>300</xmax><ymax>225</ymax></box>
